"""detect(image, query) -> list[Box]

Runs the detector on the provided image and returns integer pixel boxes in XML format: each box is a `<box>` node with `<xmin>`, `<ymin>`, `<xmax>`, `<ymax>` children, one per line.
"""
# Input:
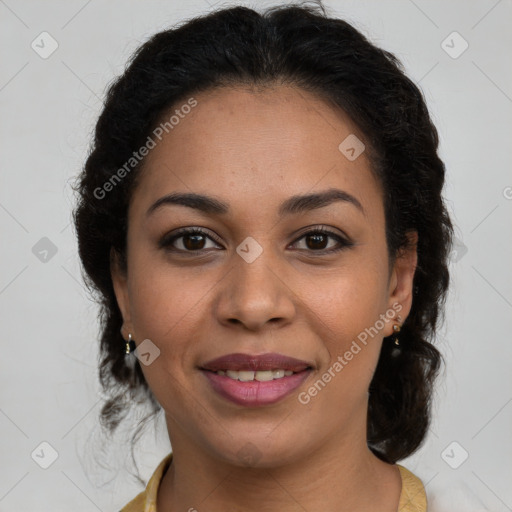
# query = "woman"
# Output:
<box><xmin>73</xmin><ymin>2</ymin><xmax>453</xmax><ymax>511</ymax></box>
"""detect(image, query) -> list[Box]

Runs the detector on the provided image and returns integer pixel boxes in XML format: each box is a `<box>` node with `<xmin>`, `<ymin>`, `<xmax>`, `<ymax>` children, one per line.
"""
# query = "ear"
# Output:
<box><xmin>110</xmin><ymin>247</ymin><xmax>134</xmax><ymax>339</ymax></box>
<box><xmin>383</xmin><ymin>230</ymin><xmax>418</xmax><ymax>337</ymax></box>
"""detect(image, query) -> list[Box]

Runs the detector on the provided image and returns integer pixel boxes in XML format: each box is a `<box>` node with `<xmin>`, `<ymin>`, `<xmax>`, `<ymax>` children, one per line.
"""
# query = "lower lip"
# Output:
<box><xmin>201</xmin><ymin>370</ymin><xmax>311</xmax><ymax>407</ymax></box>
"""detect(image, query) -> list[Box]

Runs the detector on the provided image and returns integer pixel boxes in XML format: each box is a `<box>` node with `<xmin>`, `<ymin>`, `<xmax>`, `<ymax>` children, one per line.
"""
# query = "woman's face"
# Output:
<box><xmin>112</xmin><ymin>85</ymin><xmax>417</xmax><ymax>466</ymax></box>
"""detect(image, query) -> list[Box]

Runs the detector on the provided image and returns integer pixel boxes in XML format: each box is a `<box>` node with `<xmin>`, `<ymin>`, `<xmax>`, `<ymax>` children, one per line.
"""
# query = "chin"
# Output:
<box><xmin>202</xmin><ymin>427</ymin><xmax>315</xmax><ymax>469</ymax></box>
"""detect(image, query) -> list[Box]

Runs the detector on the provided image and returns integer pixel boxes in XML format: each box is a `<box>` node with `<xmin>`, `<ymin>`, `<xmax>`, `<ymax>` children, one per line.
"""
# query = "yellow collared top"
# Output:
<box><xmin>120</xmin><ymin>453</ymin><xmax>427</xmax><ymax>512</ymax></box>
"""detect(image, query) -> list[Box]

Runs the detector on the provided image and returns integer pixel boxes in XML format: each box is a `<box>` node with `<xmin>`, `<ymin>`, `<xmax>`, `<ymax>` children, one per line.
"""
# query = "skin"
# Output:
<box><xmin>111</xmin><ymin>84</ymin><xmax>418</xmax><ymax>512</ymax></box>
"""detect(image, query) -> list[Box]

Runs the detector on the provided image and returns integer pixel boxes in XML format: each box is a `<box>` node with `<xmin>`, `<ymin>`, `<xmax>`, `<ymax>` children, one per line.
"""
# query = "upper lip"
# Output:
<box><xmin>200</xmin><ymin>353</ymin><xmax>313</xmax><ymax>372</ymax></box>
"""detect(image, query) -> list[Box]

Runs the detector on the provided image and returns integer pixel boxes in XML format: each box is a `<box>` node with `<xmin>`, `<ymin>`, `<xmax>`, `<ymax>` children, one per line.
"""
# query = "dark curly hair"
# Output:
<box><xmin>73</xmin><ymin>1</ymin><xmax>453</xmax><ymax>465</ymax></box>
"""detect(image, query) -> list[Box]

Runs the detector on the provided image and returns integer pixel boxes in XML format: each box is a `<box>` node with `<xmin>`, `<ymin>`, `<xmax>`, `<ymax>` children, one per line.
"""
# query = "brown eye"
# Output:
<box><xmin>305</xmin><ymin>233</ymin><xmax>329</xmax><ymax>250</ymax></box>
<box><xmin>159</xmin><ymin>228</ymin><xmax>222</xmax><ymax>253</ymax></box>
<box><xmin>182</xmin><ymin>233</ymin><xmax>207</xmax><ymax>251</ymax></box>
<box><xmin>291</xmin><ymin>227</ymin><xmax>352</xmax><ymax>254</ymax></box>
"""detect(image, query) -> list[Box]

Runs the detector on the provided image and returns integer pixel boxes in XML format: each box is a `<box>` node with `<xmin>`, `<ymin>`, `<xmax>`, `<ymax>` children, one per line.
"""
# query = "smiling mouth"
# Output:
<box><xmin>199</xmin><ymin>353</ymin><xmax>313</xmax><ymax>407</ymax></box>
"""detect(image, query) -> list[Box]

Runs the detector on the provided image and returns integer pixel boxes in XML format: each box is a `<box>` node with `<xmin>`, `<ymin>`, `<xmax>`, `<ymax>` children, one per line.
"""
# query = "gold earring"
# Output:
<box><xmin>392</xmin><ymin>323</ymin><xmax>401</xmax><ymax>346</ymax></box>
<box><xmin>125</xmin><ymin>333</ymin><xmax>136</xmax><ymax>354</ymax></box>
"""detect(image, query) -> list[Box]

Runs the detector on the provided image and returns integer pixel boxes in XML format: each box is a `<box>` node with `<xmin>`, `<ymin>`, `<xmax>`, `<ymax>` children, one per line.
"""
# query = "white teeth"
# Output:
<box><xmin>238</xmin><ymin>370</ymin><xmax>255</xmax><ymax>382</ymax></box>
<box><xmin>216</xmin><ymin>369</ymin><xmax>297</xmax><ymax>381</ymax></box>
<box><xmin>255</xmin><ymin>371</ymin><xmax>274</xmax><ymax>382</ymax></box>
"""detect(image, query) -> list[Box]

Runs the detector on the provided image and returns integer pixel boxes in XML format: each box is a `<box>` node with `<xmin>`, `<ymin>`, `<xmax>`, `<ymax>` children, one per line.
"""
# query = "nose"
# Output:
<box><xmin>214</xmin><ymin>251</ymin><xmax>296</xmax><ymax>332</ymax></box>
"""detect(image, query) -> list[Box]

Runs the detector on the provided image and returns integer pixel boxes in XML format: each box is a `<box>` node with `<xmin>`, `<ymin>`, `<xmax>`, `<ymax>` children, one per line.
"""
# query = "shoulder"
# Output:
<box><xmin>120</xmin><ymin>453</ymin><xmax>173</xmax><ymax>512</ymax></box>
<box><xmin>397</xmin><ymin>464</ymin><xmax>427</xmax><ymax>512</ymax></box>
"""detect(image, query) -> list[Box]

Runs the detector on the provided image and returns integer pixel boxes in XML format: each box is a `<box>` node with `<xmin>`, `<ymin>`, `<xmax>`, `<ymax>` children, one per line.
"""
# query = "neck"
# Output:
<box><xmin>156</xmin><ymin>418</ymin><xmax>401</xmax><ymax>512</ymax></box>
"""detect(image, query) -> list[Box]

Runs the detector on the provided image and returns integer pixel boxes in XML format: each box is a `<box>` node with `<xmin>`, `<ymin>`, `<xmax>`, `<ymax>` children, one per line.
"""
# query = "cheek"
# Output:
<box><xmin>299</xmin><ymin>275</ymin><xmax>386</xmax><ymax>422</ymax></box>
<box><xmin>126</xmin><ymin>265</ymin><xmax>203</xmax><ymax>410</ymax></box>
<box><xmin>304</xmin><ymin>263</ymin><xmax>389</xmax><ymax>402</ymax></box>
<box><xmin>125</xmin><ymin>259</ymin><xmax>213</xmax><ymax>402</ymax></box>
<box><xmin>307</xmin><ymin>262</ymin><xmax>389</xmax><ymax>342</ymax></box>
<box><xmin>127</xmin><ymin>248</ymin><xmax>209</xmax><ymax>339</ymax></box>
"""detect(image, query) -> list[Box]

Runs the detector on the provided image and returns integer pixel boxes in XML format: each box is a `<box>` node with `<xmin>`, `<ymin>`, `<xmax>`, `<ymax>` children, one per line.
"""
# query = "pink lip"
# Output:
<box><xmin>201</xmin><ymin>369</ymin><xmax>311</xmax><ymax>407</ymax></box>
<box><xmin>199</xmin><ymin>352</ymin><xmax>313</xmax><ymax>407</ymax></box>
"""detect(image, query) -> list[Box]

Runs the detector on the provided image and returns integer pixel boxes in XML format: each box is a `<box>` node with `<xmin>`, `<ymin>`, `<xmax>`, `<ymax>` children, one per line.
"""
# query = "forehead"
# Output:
<box><xmin>130</xmin><ymin>85</ymin><xmax>383</xmax><ymax>222</ymax></box>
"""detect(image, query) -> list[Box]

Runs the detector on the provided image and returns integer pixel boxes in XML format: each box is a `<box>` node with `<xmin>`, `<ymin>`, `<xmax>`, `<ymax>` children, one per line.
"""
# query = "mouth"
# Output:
<box><xmin>199</xmin><ymin>353</ymin><xmax>313</xmax><ymax>407</ymax></box>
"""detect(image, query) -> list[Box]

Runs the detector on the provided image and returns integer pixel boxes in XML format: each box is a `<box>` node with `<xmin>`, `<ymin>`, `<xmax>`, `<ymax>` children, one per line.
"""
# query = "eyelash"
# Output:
<box><xmin>158</xmin><ymin>225</ymin><xmax>353</xmax><ymax>256</ymax></box>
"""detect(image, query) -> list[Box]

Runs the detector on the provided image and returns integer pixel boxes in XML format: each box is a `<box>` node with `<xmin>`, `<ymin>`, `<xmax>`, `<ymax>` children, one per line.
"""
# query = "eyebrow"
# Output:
<box><xmin>146</xmin><ymin>188</ymin><xmax>365</xmax><ymax>218</ymax></box>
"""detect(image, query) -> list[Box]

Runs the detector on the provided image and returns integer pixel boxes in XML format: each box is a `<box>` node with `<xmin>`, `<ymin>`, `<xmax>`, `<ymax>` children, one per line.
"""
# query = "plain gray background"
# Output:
<box><xmin>1</xmin><ymin>0</ymin><xmax>511</xmax><ymax>510</ymax></box>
